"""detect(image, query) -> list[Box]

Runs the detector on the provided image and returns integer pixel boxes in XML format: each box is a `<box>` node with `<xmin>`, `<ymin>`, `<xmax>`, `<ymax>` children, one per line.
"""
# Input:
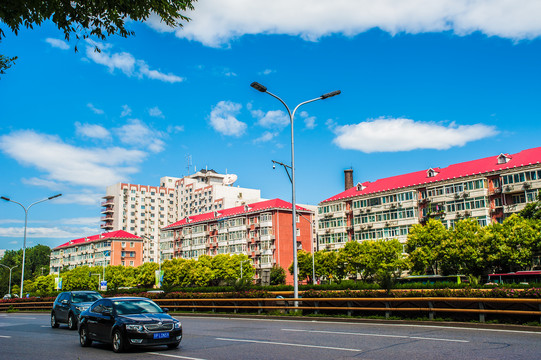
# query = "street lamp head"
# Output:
<box><xmin>1</xmin><ymin>196</ymin><xmax>10</xmax><ymax>201</ymax></box>
<box><xmin>250</xmin><ymin>82</ymin><xmax>267</xmax><ymax>93</ymax></box>
<box><xmin>48</xmin><ymin>194</ymin><xmax>62</xmax><ymax>200</ymax></box>
<box><xmin>321</xmin><ymin>90</ymin><xmax>341</xmax><ymax>99</ymax></box>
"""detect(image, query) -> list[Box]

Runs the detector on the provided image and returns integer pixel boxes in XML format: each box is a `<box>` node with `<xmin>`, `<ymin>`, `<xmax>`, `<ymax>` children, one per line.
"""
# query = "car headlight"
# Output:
<box><xmin>174</xmin><ymin>321</ymin><xmax>181</xmax><ymax>329</ymax></box>
<box><xmin>126</xmin><ymin>324</ymin><xmax>144</xmax><ymax>332</ymax></box>
<box><xmin>75</xmin><ymin>305</ymin><xmax>88</xmax><ymax>312</ymax></box>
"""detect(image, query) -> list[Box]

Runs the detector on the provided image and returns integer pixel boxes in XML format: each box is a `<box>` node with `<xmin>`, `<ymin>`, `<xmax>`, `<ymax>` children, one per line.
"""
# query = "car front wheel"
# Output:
<box><xmin>79</xmin><ymin>325</ymin><xmax>92</xmax><ymax>347</ymax></box>
<box><xmin>68</xmin><ymin>313</ymin><xmax>77</xmax><ymax>330</ymax></box>
<box><xmin>50</xmin><ymin>312</ymin><xmax>59</xmax><ymax>328</ymax></box>
<box><xmin>112</xmin><ymin>330</ymin><xmax>126</xmax><ymax>353</ymax></box>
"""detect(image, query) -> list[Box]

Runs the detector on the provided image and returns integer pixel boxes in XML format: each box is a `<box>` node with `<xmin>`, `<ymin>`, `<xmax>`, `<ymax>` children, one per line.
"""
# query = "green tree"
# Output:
<box><xmin>360</xmin><ymin>239</ymin><xmax>406</xmax><ymax>281</ymax></box>
<box><xmin>0</xmin><ymin>1</ymin><xmax>195</xmax><ymax>44</ymax></box>
<box><xmin>314</xmin><ymin>251</ymin><xmax>339</xmax><ymax>283</ymax></box>
<box><xmin>337</xmin><ymin>241</ymin><xmax>365</xmax><ymax>280</ymax></box>
<box><xmin>497</xmin><ymin>214</ymin><xmax>539</xmax><ymax>272</ymax></box>
<box><xmin>439</xmin><ymin>218</ymin><xmax>485</xmax><ymax>276</ymax></box>
<box><xmin>135</xmin><ymin>262</ymin><xmax>159</xmax><ymax>288</ymax></box>
<box><xmin>0</xmin><ymin>52</ymin><xmax>17</xmax><ymax>76</ymax></box>
<box><xmin>270</xmin><ymin>264</ymin><xmax>286</xmax><ymax>285</ymax></box>
<box><xmin>0</xmin><ymin>0</ymin><xmax>196</xmax><ymax>74</ymax></box>
<box><xmin>62</xmin><ymin>266</ymin><xmax>96</xmax><ymax>291</ymax></box>
<box><xmin>520</xmin><ymin>195</ymin><xmax>541</xmax><ymax>220</ymax></box>
<box><xmin>406</xmin><ymin>219</ymin><xmax>449</xmax><ymax>275</ymax></box>
<box><xmin>106</xmin><ymin>265</ymin><xmax>137</xmax><ymax>291</ymax></box>
<box><xmin>288</xmin><ymin>250</ymin><xmax>313</xmax><ymax>283</ymax></box>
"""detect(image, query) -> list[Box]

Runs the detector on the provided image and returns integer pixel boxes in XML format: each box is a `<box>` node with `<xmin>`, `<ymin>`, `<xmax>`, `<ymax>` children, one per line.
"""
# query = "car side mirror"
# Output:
<box><xmin>102</xmin><ymin>309</ymin><xmax>112</xmax><ymax>317</ymax></box>
<box><xmin>162</xmin><ymin>307</ymin><xmax>169</xmax><ymax>313</ymax></box>
<box><xmin>61</xmin><ymin>300</ymin><xmax>69</xmax><ymax>305</ymax></box>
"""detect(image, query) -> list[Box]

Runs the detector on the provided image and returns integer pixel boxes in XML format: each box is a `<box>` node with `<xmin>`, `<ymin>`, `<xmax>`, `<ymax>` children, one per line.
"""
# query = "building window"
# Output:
<box><xmin>130</xmin><ymin>242</ymin><xmax>134</xmax><ymax>248</ymax></box>
<box><xmin>121</xmin><ymin>242</ymin><xmax>126</xmax><ymax>247</ymax></box>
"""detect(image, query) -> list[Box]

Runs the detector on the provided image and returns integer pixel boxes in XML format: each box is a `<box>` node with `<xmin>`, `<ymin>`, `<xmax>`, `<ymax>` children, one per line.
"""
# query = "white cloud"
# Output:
<box><xmin>45</xmin><ymin>38</ymin><xmax>69</xmax><ymax>50</ymax></box>
<box><xmin>55</xmin><ymin>192</ymin><xmax>103</xmax><ymax>206</ymax></box>
<box><xmin>0</xmin><ymin>130</ymin><xmax>144</xmax><ymax>188</ymax></box>
<box><xmin>85</xmin><ymin>41</ymin><xmax>183</xmax><ymax>83</ymax></box>
<box><xmin>259</xmin><ymin>69</ymin><xmax>275</xmax><ymax>75</ymax></box>
<box><xmin>0</xmin><ymin>226</ymin><xmax>97</xmax><ymax>239</ymax></box>
<box><xmin>138</xmin><ymin>61</ymin><xmax>184</xmax><ymax>83</ymax></box>
<box><xmin>167</xmin><ymin>125</ymin><xmax>185</xmax><ymax>133</ymax></box>
<box><xmin>87</xmin><ymin>103</ymin><xmax>104</xmax><ymax>115</ymax></box>
<box><xmin>114</xmin><ymin>119</ymin><xmax>166</xmax><ymax>153</ymax></box>
<box><xmin>333</xmin><ymin>117</ymin><xmax>498</xmax><ymax>153</ymax></box>
<box><xmin>253</xmin><ymin>131</ymin><xmax>278</xmax><ymax>143</ymax></box>
<box><xmin>209</xmin><ymin>101</ymin><xmax>247</xmax><ymax>137</ymax></box>
<box><xmin>121</xmin><ymin>105</ymin><xmax>132</xmax><ymax>117</ymax></box>
<box><xmin>147</xmin><ymin>0</ymin><xmax>541</xmax><ymax>47</ymax></box>
<box><xmin>60</xmin><ymin>217</ymin><xmax>101</xmax><ymax>226</ymax></box>
<box><xmin>300</xmin><ymin>111</ymin><xmax>316</xmax><ymax>129</ymax></box>
<box><xmin>86</xmin><ymin>46</ymin><xmax>136</xmax><ymax>76</ymax></box>
<box><xmin>149</xmin><ymin>106</ymin><xmax>165</xmax><ymax>118</ymax></box>
<box><xmin>252</xmin><ymin>109</ymin><xmax>290</xmax><ymax>129</ymax></box>
<box><xmin>21</xmin><ymin>177</ymin><xmax>63</xmax><ymax>190</ymax></box>
<box><xmin>304</xmin><ymin>116</ymin><xmax>316</xmax><ymax>129</ymax></box>
<box><xmin>75</xmin><ymin>122</ymin><xmax>111</xmax><ymax>140</ymax></box>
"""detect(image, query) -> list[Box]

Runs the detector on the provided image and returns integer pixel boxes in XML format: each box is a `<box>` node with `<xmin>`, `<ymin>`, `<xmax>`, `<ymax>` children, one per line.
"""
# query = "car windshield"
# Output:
<box><xmin>113</xmin><ymin>300</ymin><xmax>163</xmax><ymax>315</ymax></box>
<box><xmin>72</xmin><ymin>293</ymin><xmax>102</xmax><ymax>303</ymax></box>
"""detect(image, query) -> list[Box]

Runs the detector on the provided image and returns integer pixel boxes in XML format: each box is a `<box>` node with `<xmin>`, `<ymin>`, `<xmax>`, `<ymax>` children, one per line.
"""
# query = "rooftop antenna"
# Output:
<box><xmin>185</xmin><ymin>154</ymin><xmax>192</xmax><ymax>175</ymax></box>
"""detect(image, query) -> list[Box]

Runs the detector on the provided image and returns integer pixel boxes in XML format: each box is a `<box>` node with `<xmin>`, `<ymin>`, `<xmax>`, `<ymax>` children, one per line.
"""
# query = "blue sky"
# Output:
<box><xmin>1</xmin><ymin>0</ymin><xmax>541</xmax><ymax>250</ymax></box>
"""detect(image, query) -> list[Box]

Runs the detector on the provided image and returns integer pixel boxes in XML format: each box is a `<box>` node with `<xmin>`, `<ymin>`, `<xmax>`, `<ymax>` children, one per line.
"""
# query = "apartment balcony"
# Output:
<box><xmin>489</xmin><ymin>187</ymin><xmax>502</xmax><ymax>196</ymax></box>
<box><xmin>101</xmin><ymin>200</ymin><xmax>114</xmax><ymax>206</ymax></box>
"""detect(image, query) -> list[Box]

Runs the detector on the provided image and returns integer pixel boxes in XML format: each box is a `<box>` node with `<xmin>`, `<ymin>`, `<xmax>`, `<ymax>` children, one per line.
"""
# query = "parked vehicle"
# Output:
<box><xmin>78</xmin><ymin>297</ymin><xmax>182</xmax><ymax>352</ymax></box>
<box><xmin>51</xmin><ymin>291</ymin><xmax>103</xmax><ymax>330</ymax></box>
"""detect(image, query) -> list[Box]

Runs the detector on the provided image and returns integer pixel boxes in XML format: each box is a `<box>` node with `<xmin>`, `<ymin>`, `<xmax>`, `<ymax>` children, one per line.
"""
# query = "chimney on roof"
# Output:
<box><xmin>344</xmin><ymin>169</ymin><xmax>354</xmax><ymax>190</ymax></box>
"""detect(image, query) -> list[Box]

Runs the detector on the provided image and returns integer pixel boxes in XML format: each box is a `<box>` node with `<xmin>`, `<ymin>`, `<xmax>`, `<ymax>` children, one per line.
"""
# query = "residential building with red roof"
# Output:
<box><xmin>100</xmin><ymin>169</ymin><xmax>261</xmax><ymax>264</ymax></box>
<box><xmin>162</xmin><ymin>198</ymin><xmax>314</xmax><ymax>284</ymax></box>
<box><xmin>318</xmin><ymin>147</ymin><xmax>541</xmax><ymax>251</ymax></box>
<box><xmin>50</xmin><ymin>230</ymin><xmax>143</xmax><ymax>273</ymax></box>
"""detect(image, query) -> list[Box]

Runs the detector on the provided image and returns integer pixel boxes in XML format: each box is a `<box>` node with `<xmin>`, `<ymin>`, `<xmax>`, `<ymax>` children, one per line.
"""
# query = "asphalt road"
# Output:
<box><xmin>1</xmin><ymin>313</ymin><xmax>541</xmax><ymax>360</ymax></box>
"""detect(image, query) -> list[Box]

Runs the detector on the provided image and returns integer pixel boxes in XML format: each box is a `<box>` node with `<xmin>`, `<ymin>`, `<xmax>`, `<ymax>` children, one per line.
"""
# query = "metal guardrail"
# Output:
<box><xmin>2</xmin><ymin>297</ymin><xmax>540</xmax><ymax>323</ymax></box>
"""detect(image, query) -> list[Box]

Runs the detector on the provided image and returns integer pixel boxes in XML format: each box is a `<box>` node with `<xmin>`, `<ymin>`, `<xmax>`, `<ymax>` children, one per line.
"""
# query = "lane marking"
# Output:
<box><xmin>180</xmin><ymin>316</ymin><xmax>541</xmax><ymax>335</ymax></box>
<box><xmin>148</xmin><ymin>352</ymin><xmax>208</xmax><ymax>360</ymax></box>
<box><xmin>283</xmin><ymin>328</ymin><xmax>469</xmax><ymax>343</ymax></box>
<box><xmin>216</xmin><ymin>337</ymin><xmax>362</xmax><ymax>352</ymax></box>
<box><xmin>0</xmin><ymin>335</ymin><xmax>12</xmax><ymax>338</ymax></box>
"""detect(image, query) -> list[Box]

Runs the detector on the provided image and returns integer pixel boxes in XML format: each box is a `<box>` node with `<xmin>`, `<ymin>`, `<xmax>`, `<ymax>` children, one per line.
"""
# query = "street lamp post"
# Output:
<box><xmin>1</xmin><ymin>194</ymin><xmax>62</xmax><ymax>297</ymax></box>
<box><xmin>0</xmin><ymin>264</ymin><xmax>18</xmax><ymax>296</ymax></box>
<box><xmin>251</xmin><ymin>82</ymin><xmax>340</xmax><ymax>302</ymax></box>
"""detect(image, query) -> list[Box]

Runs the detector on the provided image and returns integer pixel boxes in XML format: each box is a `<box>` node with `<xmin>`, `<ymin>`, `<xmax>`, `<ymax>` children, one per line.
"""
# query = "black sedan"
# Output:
<box><xmin>51</xmin><ymin>291</ymin><xmax>103</xmax><ymax>330</ymax></box>
<box><xmin>78</xmin><ymin>297</ymin><xmax>182</xmax><ymax>352</ymax></box>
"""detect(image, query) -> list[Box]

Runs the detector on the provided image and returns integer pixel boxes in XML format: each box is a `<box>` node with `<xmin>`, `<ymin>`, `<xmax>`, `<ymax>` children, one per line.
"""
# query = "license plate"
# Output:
<box><xmin>153</xmin><ymin>332</ymin><xmax>169</xmax><ymax>339</ymax></box>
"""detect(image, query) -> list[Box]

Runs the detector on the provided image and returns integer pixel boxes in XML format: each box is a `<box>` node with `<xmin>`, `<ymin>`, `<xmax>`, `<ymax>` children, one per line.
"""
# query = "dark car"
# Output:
<box><xmin>78</xmin><ymin>297</ymin><xmax>182</xmax><ymax>353</ymax></box>
<box><xmin>51</xmin><ymin>291</ymin><xmax>103</xmax><ymax>330</ymax></box>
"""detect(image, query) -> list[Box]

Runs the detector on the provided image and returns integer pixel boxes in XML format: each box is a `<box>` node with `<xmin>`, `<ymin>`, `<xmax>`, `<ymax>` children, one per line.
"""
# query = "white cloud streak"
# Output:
<box><xmin>333</xmin><ymin>117</ymin><xmax>498</xmax><ymax>153</ymax></box>
<box><xmin>114</xmin><ymin>119</ymin><xmax>166</xmax><ymax>153</ymax></box>
<box><xmin>87</xmin><ymin>103</ymin><xmax>104</xmax><ymax>115</ymax></box>
<box><xmin>149</xmin><ymin>106</ymin><xmax>165</xmax><ymax>118</ymax></box>
<box><xmin>252</xmin><ymin>109</ymin><xmax>290</xmax><ymax>129</ymax></box>
<box><xmin>146</xmin><ymin>0</ymin><xmax>541</xmax><ymax>47</ymax></box>
<box><xmin>121</xmin><ymin>105</ymin><xmax>132</xmax><ymax>117</ymax></box>
<box><xmin>75</xmin><ymin>122</ymin><xmax>111</xmax><ymax>140</ymax></box>
<box><xmin>209</xmin><ymin>101</ymin><xmax>247</xmax><ymax>137</ymax></box>
<box><xmin>85</xmin><ymin>41</ymin><xmax>183</xmax><ymax>83</ymax></box>
<box><xmin>0</xmin><ymin>226</ymin><xmax>98</xmax><ymax>239</ymax></box>
<box><xmin>0</xmin><ymin>130</ymin><xmax>144</xmax><ymax>188</ymax></box>
<box><xmin>45</xmin><ymin>38</ymin><xmax>69</xmax><ymax>50</ymax></box>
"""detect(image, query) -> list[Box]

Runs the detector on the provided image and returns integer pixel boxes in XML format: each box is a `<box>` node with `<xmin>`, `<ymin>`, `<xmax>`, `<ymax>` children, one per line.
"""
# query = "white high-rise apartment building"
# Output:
<box><xmin>101</xmin><ymin>169</ymin><xmax>261</xmax><ymax>263</ymax></box>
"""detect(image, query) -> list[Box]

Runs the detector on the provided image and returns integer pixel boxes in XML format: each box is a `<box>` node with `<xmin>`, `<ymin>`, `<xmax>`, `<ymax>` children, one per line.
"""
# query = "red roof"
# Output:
<box><xmin>164</xmin><ymin>198</ymin><xmax>312</xmax><ymax>230</ymax></box>
<box><xmin>321</xmin><ymin>147</ymin><xmax>541</xmax><ymax>203</ymax></box>
<box><xmin>53</xmin><ymin>230</ymin><xmax>141</xmax><ymax>250</ymax></box>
